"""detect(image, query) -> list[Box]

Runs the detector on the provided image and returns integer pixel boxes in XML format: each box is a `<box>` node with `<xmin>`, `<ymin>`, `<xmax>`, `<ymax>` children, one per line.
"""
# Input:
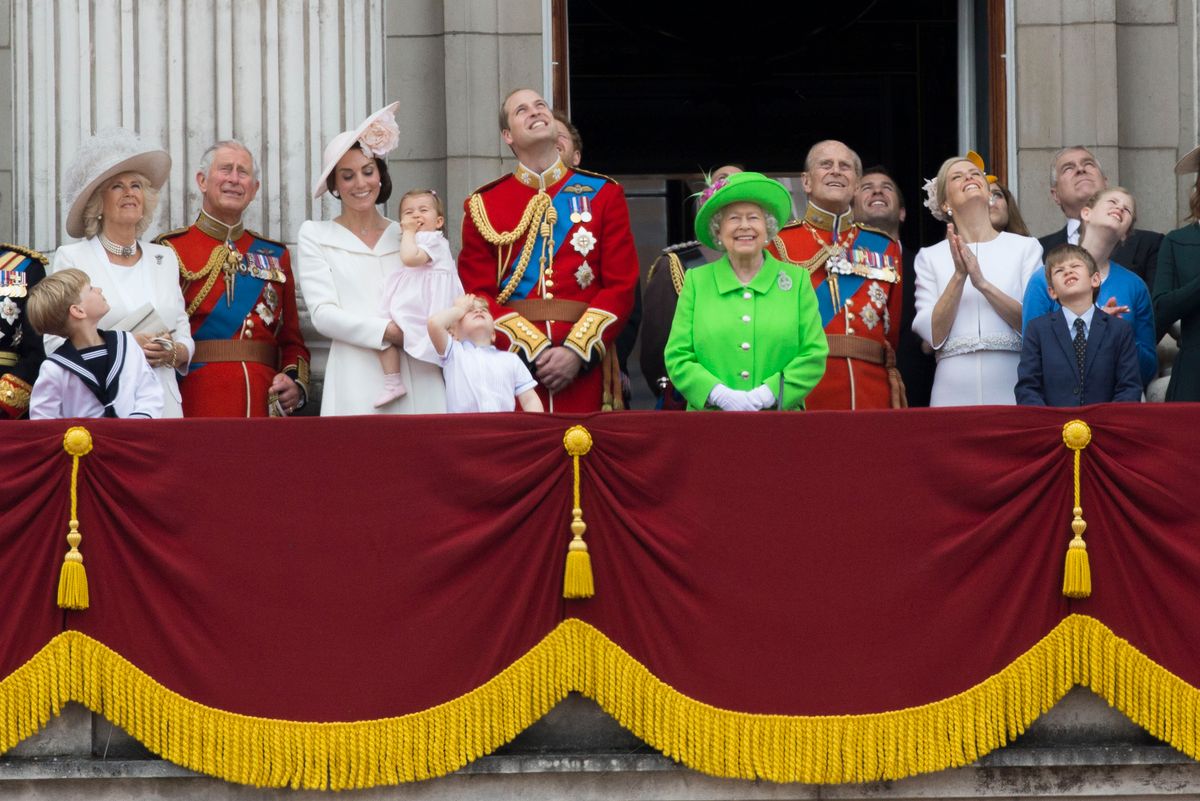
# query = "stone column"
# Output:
<box><xmin>1014</xmin><ymin>0</ymin><xmax>1198</xmax><ymax>237</ymax></box>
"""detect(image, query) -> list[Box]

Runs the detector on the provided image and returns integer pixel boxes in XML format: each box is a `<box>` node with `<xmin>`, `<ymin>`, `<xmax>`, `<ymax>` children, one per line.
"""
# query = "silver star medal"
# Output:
<box><xmin>0</xmin><ymin>297</ymin><xmax>18</xmax><ymax>325</ymax></box>
<box><xmin>571</xmin><ymin>227</ymin><xmax>596</xmax><ymax>257</ymax></box>
<box><xmin>777</xmin><ymin>271</ymin><xmax>793</xmax><ymax>291</ymax></box>
<box><xmin>575</xmin><ymin>261</ymin><xmax>595</xmax><ymax>288</ymax></box>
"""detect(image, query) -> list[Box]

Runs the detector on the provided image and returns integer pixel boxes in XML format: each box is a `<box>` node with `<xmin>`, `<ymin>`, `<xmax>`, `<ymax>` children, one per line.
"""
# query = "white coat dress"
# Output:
<box><xmin>295</xmin><ymin>220</ymin><xmax>446</xmax><ymax>416</ymax></box>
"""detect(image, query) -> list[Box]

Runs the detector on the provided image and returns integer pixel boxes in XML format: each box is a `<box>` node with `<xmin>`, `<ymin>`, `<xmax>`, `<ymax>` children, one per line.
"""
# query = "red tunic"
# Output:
<box><xmin>157</xmin><ymin>220</ymin><xmax>310</xmax><ymax>417</ymax></box>
<box><xmin>768</xmin><ymin>204</ymin><xmax>904</xmax><ymax>410</ymax></box>
<box><xmin>458</xmin><ymin>160</ymin><xmax>638</xmax><ymax>412</ymax></box>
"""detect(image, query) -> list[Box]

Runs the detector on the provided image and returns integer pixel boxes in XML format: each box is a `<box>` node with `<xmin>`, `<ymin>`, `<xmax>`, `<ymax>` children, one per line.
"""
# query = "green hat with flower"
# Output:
<box><xmin>693</xmin><ymin>172</ymin><xmax>793</xmax><ymax>250</ymax></box>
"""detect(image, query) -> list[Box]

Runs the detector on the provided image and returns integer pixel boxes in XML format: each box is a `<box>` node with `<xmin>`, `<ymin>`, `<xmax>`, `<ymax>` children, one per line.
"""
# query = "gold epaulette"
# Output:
<box><xmin>464</xmin><ymin>174</ymin><xmax>509</xmax><ymax>202</ymax></box>
<box><xmin>495</xmin><ymin>312</ymin><xmax>550</xmax><ymax>360</ymax></box>
<box><xmin>153</xmin><ymin>226</ymin><xmax>190</xmax><ymax>245</ymax></box>
<box><xmin>563</xmin><ymin>308</ymin><xmax>618</xmax><ymax>363</ymax></box>
<box><xmin>571</xmin><ymin>167</ymin><xmax>617</xmax><ymax>186</ymax></box>
<box><xmin>854</xmin><ymin>222</ymin><xmax>898</xmax><ymax>242</ymax></box>
<box><xmin>246</xmin><ymin>229</ymin><xmax>288</xmax><ymax>250</ymax></box>
<box><xmin>0</xmin><ymin>242</ymin><xmax>48</xmax><ymax>266</ymax></box>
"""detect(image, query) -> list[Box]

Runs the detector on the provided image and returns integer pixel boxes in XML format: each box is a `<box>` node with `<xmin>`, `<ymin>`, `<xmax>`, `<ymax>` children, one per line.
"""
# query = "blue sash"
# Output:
<box><xmin>193</xmin><ymin>238</ymin><xmax>284</xmax><ymax>342</ymax></box>
<box><xmin>815</xmin><ymin>228</ymin><xmax>891</xmax><ymax>327</ymax></box>
<box><xmin>507</xmin><ymin>173</ymin><xmax>607</xmax><ymax>301</ymax></box>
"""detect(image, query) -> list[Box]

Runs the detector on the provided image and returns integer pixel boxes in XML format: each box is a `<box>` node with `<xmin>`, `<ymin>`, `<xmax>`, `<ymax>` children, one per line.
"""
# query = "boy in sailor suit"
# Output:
<box><xmin>26</xmin><ymin>268</ymin><xmax>162</xmax><ymax>419</ymax></box>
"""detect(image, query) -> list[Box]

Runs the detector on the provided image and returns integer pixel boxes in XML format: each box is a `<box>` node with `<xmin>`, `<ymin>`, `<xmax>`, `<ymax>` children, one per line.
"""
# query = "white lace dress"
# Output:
<box><xmin>912</xmin><ymin>232</ymin><xmax>1043</xmax><ymax>406</ymax></box>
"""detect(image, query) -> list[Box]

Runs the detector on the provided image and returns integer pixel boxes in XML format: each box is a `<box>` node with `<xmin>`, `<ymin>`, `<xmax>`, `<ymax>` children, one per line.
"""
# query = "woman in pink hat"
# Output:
<box><xmin>295</xmin><ymin>103</ymin><xmax>447</xmax><ymax>415</ymax></box>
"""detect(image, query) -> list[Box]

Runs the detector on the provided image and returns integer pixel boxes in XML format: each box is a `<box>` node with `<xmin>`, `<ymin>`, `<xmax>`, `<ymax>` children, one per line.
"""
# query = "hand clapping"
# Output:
<box><xmin>947</xmin><ymin>224</ymin><xmax>987</xmax><ymax>289</ymax></box>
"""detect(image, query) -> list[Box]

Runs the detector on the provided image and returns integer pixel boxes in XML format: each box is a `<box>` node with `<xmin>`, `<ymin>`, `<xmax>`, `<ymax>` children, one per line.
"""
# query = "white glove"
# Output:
<box><xmin>708</xmin><ymin>384</ymin><xmax>759</xmax><ymax>412</ymax></box>
<box><xmin>747</xmin><ymin>384</ymin><xmax>776</xmax><ymax>410</ymax></box>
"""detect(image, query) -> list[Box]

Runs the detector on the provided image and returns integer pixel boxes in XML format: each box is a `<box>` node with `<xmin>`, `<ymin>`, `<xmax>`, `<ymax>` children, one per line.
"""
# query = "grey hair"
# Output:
<box><xmin>708</xmin><ymin>207</ymin><xmax>780</xmax><ymax>251</ymax></box>
<box><xmin>81</xmin><ymin>172</ymin><xmax>160</xmax><ymax>239</ymax></box>
<box><xmin>1049</xmin><ymin>146</ymin><xmax>1103</xmax><ymax>187</ymax></box>
<box><xmin>803</xmin><ymin>140</ymin><xmax>863</xmax><ymax>177</ymax></box>
<box><xmin>199</xmin><ymin>140</ymin><xmax>260</xmax><ymax>182</ymax></box>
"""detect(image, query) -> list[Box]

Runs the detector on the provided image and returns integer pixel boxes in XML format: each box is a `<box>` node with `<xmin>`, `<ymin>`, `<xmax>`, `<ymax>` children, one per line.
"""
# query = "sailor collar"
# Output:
<box><xmin>514</xmin><ymin>158</ymin><xmax>568</xmax><ymax>191</ymax></box>
<box><xmin>196</xmin><ymin>209</ymin><xmax>245</xmax><ymax>243</ymax></box>
<box><xmin>804</xmin><ymin>202</ymin><xmax>854</xmax><ymax>236</ymax></box>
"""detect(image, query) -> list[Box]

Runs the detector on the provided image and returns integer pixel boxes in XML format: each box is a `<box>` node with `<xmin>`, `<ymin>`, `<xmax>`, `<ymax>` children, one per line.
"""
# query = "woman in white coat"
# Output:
<box><xmin>912</xmin><ymin>154</ymin><xmax>1042</xmax><ymax>406</ymax></box>
<box><xmin>52</xmin><ymin>129</ymin><xmax>193</xmax><ymax>417</ymax></box>
<box><xmin>296</xmin><ymin>103</ymin><xmax>446</xmax><ymax>415</ymax></box>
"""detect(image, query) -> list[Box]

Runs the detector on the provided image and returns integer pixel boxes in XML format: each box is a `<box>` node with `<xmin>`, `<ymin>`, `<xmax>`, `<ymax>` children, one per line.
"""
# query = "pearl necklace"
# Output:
<box><xmin>99</xmin><ymin>234</ymin><xmax>138</xmax><ymax>258</ymax></box>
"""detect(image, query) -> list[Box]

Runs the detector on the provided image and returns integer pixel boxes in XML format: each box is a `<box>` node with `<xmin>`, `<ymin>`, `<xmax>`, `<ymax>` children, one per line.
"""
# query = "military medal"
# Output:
<box><xmin>575</xmin><ymin>261</ymin><xmax>595</xmax><ymax>289</ymax></box>
<box><xmin>569</xmin><ymin>197</ymin><xmax>582</xmax><ymax>224</ymax></box>
<box><xmin>826</xmin><ymin>245</ymin><xmax>853</xmax><ymax>274</ymax></box>
<box><xmin>868</xmin><ymin>281</ymin><xmax>887</xmax><ymax>309</ymax></box>
<box><xmin>580</xmin><ymin>196</ymin><xmax>592</xmax><ymax>223</ymax></box>
<box><xmin>264</xmin><ymin>283</ymin><xmax>279</xmax><ymax>314</ymax></box>
<box><xmin>570</xmin><ymin>227</ymin><xmax>596</xmax><ymax>257</ymax></box>
<box><xmin>0</xmin><ymin>296</ymin><xmax>18</xmax><ymax>326</ymax></box>
<box><xmin>0</xmin><ymin>271</ymin><xmax>27</xmax><ymax>298</ymax></box>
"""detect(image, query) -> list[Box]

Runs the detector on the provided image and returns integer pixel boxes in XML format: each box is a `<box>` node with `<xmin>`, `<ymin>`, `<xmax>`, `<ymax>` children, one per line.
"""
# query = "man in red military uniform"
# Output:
<box><xmin>0</xmin><ymin>243</ymin><xmax>48</xmax><ymax>418</ymax></box>
<box><xmin>458</xmin><ymin>88</ymin><xmax>638</xmax><ymax>412</ymax></box>
<box><xmin>156</xmin><ymin>141</ymin><xmax>309</xmax><ymax>417</ymax></box>
<box><xmin>768</xmin><ymin>140</ymin><xmax>905</xmax><ymax>409</ymax></box>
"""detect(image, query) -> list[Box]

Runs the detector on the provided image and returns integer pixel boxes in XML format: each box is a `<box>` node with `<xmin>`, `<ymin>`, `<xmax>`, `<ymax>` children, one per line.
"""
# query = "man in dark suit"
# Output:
<box><xmin>1038</xmin><ymin>146</ymin><xmax>1163</xmax><ymax>289</ymax></box>
<box><xmin>1016</xmin><ymin>244</ymin><xmax>1142</xmax><ymax>406</ymax></box>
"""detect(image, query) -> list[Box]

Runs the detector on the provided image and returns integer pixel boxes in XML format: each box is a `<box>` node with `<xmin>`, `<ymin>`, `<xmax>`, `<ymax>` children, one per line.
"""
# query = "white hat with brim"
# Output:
<box><xmin>1175</xmin><ymin>144</ymin><xmax>1200</xmax><ymax>176</ymax></box>
<box><xmin>63</xmin><ymin>128</ymin><xmax>171</xmax><ymax>239</ymax></box>
<box><xmin>312</xmin><ymin>101</ymin><xmax>401</xmax><ymax>198</ymax></box>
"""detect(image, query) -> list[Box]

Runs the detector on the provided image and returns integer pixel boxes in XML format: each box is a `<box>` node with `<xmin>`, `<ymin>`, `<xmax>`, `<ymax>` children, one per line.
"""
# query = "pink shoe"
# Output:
<box><xmin>374</xmin><ymin>373</ymin><xmax>408</xmax><ymax>407</ymax></box>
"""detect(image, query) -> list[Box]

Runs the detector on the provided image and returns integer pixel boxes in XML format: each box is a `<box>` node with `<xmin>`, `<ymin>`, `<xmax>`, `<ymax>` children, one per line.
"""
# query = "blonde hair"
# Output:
<box><xmin>27</xmin><ymin>268</ymin><xmax>90</xmax><ymax>338</ymax></box>
<box><xmin>1078</xmin><ymin>186</ymin><xmax>1138</xmax><ymax>243</ymax></box>
<box><xmin>933</xmin><ymin>156</ymin><xmax>979</xmax><ymax>217</ymax></box>
<box><xmin>81</xmin><ymin>171</ymin><xmax>160</xmax><ymax>239</ymax></box>
<box><xmin>398</xmin><ymin>189</ymin><xmax>446</xmax><ymax>229</ymax></box>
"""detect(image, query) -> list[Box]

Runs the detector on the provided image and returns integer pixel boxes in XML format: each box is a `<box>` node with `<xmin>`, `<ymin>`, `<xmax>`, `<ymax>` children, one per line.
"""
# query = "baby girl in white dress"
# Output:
<box><xmin>375</xmin><ymin>189</ymin><xmax>464</xmax><ymax>407</ymax></box>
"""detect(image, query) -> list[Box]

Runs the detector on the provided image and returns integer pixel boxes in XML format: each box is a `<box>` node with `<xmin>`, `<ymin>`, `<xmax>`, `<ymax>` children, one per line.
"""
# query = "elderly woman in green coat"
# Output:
<box><xmin>665</xmin><ymin>172</ymin><xmax>828</xmax><ymax>410</ymax></box>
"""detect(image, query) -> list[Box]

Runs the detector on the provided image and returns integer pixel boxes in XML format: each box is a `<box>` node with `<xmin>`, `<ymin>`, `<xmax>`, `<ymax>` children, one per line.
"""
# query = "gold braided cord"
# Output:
<box><xmin>666</xmin><ymin>252</ymin><xmax>685</xmax><ymax>295</ymax></box>
<box><xmin>3</xmin><ymin>615</ymin><xmax>1200</xmax><ymax>788</ymax></box>
<box><xmin>164</xmin><ymin>239</ymin><xmax>227</xmax><ymax>316</ymax></box>
<box><xmin>467</xmin><ymin>192</ymin><xmax>554</xmax><ymax>305</ymax></box>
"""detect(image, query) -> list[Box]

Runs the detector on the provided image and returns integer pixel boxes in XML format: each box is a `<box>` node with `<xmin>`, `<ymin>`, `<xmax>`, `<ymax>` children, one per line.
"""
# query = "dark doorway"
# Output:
<box><xmin>565</xmin><ymin>0</ymin><xmax>967</xmax><ymax>251</ymax></box>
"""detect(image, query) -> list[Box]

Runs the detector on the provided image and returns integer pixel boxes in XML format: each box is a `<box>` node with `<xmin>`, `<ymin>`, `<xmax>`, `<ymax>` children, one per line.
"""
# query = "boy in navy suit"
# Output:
<box><xmin>1016</xmin><ymin>244</ymin><xmax>1142</xmax><ymax>406</ymax></box>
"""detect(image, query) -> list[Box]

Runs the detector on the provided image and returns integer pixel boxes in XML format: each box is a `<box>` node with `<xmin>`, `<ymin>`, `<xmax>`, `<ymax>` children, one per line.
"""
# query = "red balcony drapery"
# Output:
<box><xmin>2</xmin><ymin>407</ymin><xmax>1198</xmax><ymax>788</ymax></box>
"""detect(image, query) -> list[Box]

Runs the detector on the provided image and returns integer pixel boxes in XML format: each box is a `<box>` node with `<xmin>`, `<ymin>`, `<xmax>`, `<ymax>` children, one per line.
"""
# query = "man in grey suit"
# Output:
<box><xmin>1038</xmin><ymin>146</ymin><xmax>1163</xmax><ymax>290</ymax></box>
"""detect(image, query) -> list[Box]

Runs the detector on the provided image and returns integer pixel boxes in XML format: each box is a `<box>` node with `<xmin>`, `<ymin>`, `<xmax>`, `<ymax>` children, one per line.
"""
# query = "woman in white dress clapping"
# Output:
<box><xmin>912</xmin><ymin>153</ymin><xmax>1043</xmax><ymax>406</ymax></box>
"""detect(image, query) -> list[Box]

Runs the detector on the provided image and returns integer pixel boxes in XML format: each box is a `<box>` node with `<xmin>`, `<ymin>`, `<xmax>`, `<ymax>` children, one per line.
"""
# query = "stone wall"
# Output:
<box><xmin>1015</xmin><ymin>0</ymin><xmax>1198</xmax><ymax>238</ymax></box>
<box><xmin>383</xmin><ymin>0</ymin><xmax>544</xmax><ymax>252</ymax></box>
<box><xmin>3</xmin><ymin>691</ymin><xmax>1200</xmax><ymax>799</ymax></box>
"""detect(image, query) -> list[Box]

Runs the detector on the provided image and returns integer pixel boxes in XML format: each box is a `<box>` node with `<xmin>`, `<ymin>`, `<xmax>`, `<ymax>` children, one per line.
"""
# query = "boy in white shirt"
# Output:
<box><xmin>26</xmin><ymin>268</ymin><xmax>163</xmax><ymax>419</ymax></box>
<box><xmin>428</xmin><ymin>294</ymin><xmax>543</xmax><ymax>413</ymax></box>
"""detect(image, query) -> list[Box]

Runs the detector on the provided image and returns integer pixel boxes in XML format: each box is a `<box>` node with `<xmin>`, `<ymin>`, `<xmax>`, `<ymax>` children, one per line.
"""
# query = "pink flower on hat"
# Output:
<box><xmin>358</xmin><ymin>113</ymin><xmax>400</xmax><ymax>159</ymax></box>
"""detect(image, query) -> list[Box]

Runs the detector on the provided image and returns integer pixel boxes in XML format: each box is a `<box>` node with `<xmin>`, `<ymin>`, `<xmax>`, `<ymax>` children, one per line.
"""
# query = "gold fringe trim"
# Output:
<box><xmin>2</xmin><ymin>615</ymin><xmax>1199</xmax><ymax>789</ymax></box>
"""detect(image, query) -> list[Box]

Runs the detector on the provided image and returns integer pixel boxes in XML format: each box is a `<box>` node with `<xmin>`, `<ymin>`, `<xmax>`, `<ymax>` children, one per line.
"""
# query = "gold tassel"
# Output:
<box><xmin>57</xmin><ymin>426</ymin><xmax>94</xmax><ymax>610</ymax></box>
<box><xmin>1061</xmin><ymin>420</ymin><xmax>1092</xmax><ymax>599</ymax></box>
<box><xmin>562</xmin><ymin>425</ymin><xmax>594</xmax><ymax>599</ymax></box>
